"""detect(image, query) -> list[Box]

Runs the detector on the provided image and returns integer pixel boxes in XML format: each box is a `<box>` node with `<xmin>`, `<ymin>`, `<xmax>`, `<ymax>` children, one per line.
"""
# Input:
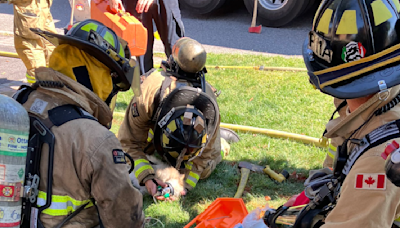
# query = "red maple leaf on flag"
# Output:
<box><xmin>365</xmin><ymin>176</ymin><xmax>375</xmax><ymax>187</ymax></box>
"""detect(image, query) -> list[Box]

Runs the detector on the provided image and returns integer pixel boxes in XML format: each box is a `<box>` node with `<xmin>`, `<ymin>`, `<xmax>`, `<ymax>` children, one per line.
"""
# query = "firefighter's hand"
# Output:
<box><xmin>136</xmin><ymin>0</ymin><xmax>154</xmax><ymax>13</ymax></box>
<box><xmin>108</xmin><ymin>0</ymin><xmax>125</xmax><ymax>12</ymax></box>
<box><xmin>145</xmin><ymin>179</ymin><xmax>167</xmax><ymax>196</ymax></box>
<box><xmin>155</xmin><ymin>189</ymin><xmax>186</xmax><ymax>201</ymax></box>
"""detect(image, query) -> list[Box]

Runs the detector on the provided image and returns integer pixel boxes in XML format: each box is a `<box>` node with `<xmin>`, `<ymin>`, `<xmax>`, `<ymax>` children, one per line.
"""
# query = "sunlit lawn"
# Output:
<box><xmin>111</xmin><ymin>53</ymin><xmax>333</xmax><ymax>228</ymax></box>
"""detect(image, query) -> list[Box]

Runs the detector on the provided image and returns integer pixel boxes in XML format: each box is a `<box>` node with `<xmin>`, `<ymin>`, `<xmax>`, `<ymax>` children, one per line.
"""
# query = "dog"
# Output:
<box><xmin>130</xmin><ymin>155</ymin><xmax>185</xmax><ymax>199</ymax></box>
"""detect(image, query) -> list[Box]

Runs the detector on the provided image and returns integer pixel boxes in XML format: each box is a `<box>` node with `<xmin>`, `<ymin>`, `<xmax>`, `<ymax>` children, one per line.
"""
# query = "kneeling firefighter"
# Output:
<box><xmin>265</xmin><ymin>0</ymin><xmax>400</xmax><ymax>227</ymax></box>
<box><xmin>118</xmin><ymin>37</ymin><xmax>238</xmax><ymax>200</ymax></box>
<box><xmin>13</xmin><ymin>19</ymin><xmax>144</xmax><ymax>227</ymax></box>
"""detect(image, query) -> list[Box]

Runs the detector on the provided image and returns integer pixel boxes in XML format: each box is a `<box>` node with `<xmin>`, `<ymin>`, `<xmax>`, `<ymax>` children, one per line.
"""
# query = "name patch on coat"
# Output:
<box><xmin>355</xmin><ymin>173</ymin><xmax>386</xmax><ymax>190</ymax></box>
<box><xmin>30</xmin><ymin>98</ymin><xmax>48</xmax><ymax>115</ymax></box>
<box><xmin>112</xmin><ymin>149</ymin><xmax>126</xmax><ymax>164</ymax></box>
<box><xmin>132</xmin><ymin>102</ymin><xmax>139</xmax><ymax>117</ymax></box>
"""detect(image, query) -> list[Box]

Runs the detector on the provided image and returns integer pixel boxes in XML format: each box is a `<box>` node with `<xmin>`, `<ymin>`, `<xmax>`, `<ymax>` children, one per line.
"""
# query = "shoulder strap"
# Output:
<box><xmin>151</xmin><ymin>77</ymin><xmax>173</xmax><ymax>122</ymax></box>
<box><xmin>13</xmin><ymin>85</ymin><xmax>35</xmax><ymax>104</ymax></box>
<box><xmin>48</xmin><ymin>104</ymin><xmax>97</xmax><ymax>126</ymax></box>
<box><xmin>341</xmin><ymin>119</ymin><xmax>400</xmax><ymax>177</ymax></box>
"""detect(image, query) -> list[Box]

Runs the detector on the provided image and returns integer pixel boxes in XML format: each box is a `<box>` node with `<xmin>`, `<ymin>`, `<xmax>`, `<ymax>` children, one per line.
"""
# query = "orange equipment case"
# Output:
<box><xmin>90</xmin><ymin>0</ymin><xmax>147</xmax><ymax>57</ymax></box>
<box><xmin>184</xmin><ymin>198</ymin><xmax>249</xmax><ymax>228</ymax></box>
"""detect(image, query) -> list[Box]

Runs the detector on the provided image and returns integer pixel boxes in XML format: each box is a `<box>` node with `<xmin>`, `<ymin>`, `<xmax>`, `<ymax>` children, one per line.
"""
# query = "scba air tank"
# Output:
<box><xmin>0</xmin><ymin>95</ymin><xmax>29</xmax><ymax>228</ymax></box>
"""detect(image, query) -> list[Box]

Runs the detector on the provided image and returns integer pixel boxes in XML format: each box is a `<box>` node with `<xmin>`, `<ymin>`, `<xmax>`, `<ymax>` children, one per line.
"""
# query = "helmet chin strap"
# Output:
<box><xmin>175</xmin><ymin>148</ymin><xmax>187</xmax><ymax>170</ymax></box>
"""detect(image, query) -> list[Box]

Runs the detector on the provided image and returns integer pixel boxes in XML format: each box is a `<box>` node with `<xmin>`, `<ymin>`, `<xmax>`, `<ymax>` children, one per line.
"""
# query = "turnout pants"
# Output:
<box><xmin>123</xmin><ymin>0</ymin><xmax>185</xmax><ymax>73</ymax></box>
<box><xmin>13</xmin><ymin>0</ymin><xmax>56</xmax><ymax>83</ymax></box>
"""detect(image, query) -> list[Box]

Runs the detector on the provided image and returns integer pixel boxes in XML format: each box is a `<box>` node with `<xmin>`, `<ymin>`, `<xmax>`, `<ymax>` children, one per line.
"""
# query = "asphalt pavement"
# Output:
<box><xmin>0</xmin><ymin>2</ymin><xmax>313</xmax><ymax>96</ymax></box>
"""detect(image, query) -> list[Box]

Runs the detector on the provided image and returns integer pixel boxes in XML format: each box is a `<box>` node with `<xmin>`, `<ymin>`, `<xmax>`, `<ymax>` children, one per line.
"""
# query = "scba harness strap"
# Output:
<box><xmin>13</xmin><ymin>86</ymin><xmax>103</xmax><ymax>228</ymax></box>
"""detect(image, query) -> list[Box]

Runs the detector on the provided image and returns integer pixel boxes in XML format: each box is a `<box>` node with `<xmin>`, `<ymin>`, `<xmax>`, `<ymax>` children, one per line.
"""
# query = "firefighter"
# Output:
<box><xmin>13</xmin><ymin>19</ymin><xmax>144</xmax><ymax>227</ymax></box>
<box><xmin>0</xmin><ymin>0</ymin><xmax>57</xmax><ymax>84</ymax></box>
<box><xmin>118</xmin><ymin>37</ymin><xmax>230</xmax><ymax>200</ymax></box>
<box><xmin>265</xmin><ymin>0</ymin><xmax>400</xmax><ymax>227</ymax></box>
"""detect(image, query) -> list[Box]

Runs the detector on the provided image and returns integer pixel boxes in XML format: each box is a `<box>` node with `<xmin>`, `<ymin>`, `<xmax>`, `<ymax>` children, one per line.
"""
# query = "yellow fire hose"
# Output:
<box><xmin>154</xmin><ymin>63</ymin><xmax>306</xmax><ymax>72</ymax></box>
<box><xmin>0</xmin><ymin>51</ymin><xmax>19</xmax><ymax>58</ymax></box>
<box><xmin>220</xmin><ymin>123</ymin><xmax>328</xmax><ymax>148</ymax></box>
<box><xmin>113</xmin><ymin>112</ymin><xmax>328</xmax><ymax>148</ymax></box>
<box><xmin>1</xmin><ymin>51</ymin><xmax>306</xmax><ymax>72</ymax></box>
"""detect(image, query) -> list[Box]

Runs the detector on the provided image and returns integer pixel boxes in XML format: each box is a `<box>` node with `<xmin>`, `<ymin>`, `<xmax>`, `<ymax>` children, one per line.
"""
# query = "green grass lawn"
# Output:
<box><xmin>112</xmin><ymin>53</ymin><xmax>334</xmax><ymax>228</ymax></box>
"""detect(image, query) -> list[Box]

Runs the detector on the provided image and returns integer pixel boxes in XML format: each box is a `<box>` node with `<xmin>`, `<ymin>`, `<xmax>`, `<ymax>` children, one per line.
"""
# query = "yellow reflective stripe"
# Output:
<box><xmin>118</xmin><ymin>45</ymin><xmax>125</xmax><ymax>58</ymax></box>
<box><xmin>167</xmin><ymin>121</ymin><xmax>177</xmax><ymax>132</ymax></box>
<box><xmin>186</xmin><ymin>172</ymin><xmax>199</xmax><ymax>188</ymax></box>
<box><xmin>80</xmin><ymin>23</ymin><xmax>98</xmax><ymax>32</ymax></box>
<box><xmin>169</xmin><ymin>151</ymin><xmax>179</xmax><ymax>158</ymax></box>
<box><xmin>104</xmin><ymin>31</ymin><xmax>116</xmax><ymax>49</ymax></box>
<box><xmin>37</xmin><ymin>191</ymin><xmax>93</xmax><ymax>216</ymax></box>
<box><xmin>186</xmin><ymin>178</ymin><xmax>196</xmax><ymax>188</ymax></box>
<box><xmin>26</xmin><ymin>73</ymin><xmax>36</xmax><ymax>83</ymax></box>
<box><xmin>395</xmin><ymin>216</ymin><xmax>400</xmax><ymax>222</ymax></box>
<box><xmin>147</xmin><ymin>129</ymin><xmax>154</xmax><ymax>142</ymax></box>
<box><xmin>163</xmin><ymin>134</ymin><xmax>169</xmax><ymax>145</ymax></box>
<box><xmin>202</xmin><ymin>134</ymin><xmax>207</xmax><ymax>144</ymax></box>
<box><xmin>328</xmin><ymin>143</ymin><xmax>336</xmax><ymax>159</ymax></box>
<box><xmin>134</xmin><ymin>159</ymin><xmax>153</xmax><ymax>178</ymax></box>
<box><xmin>184</xmin><ymin>161</ymin><xmax>193</xmax><ymax>170</ymax></box>
<box><xmin>189</xmin><ymin>171</ymin><xmax>199</xmax><ymax>180</ymax></box>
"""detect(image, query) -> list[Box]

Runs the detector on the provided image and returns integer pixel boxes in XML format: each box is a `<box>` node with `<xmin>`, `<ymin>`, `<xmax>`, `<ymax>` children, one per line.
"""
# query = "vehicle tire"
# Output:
<box><xmin>179</xmin><ymin>0</ymin><xmax>228</xmax><ymax>14</ymax></box>
<box><xmin>243</xmin><ymin>0</ymin><xmax>308</xmax><ymax>27</ymax></box>
<box><xmin>302</xmin><ymin>0</ymin><xmax>321</xmax><ymax>15</ymax></box>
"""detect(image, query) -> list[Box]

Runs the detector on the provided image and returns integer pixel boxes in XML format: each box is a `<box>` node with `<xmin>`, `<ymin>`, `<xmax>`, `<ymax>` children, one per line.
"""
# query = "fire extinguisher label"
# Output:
<box><xmin>0</xmin><ymin>164</ymin><xmax>25</xmax><ymax>183</ymax></box>
<box><xmin>0</xmin><ymin>129</ymin><xmax>28</xmax><ymax>157</ymax></box>
<box><xmin>0</xmin><ymin>205</ymin><xmax>22</xmax><ymax>227</ymax></box>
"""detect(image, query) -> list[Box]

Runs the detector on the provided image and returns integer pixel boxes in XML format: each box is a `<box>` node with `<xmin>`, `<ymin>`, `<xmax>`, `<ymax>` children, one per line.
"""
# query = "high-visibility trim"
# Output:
<box><xmin>184</xmin><ymin>161</ymin><xmax>193</xmax><ymax>170</ymax></box>
<box><xmin>395</xmin><ymin>216</ymin><xmax>400</xmax><ymax>222</ymax></box>
<box><xmin>186</xmin><ymin>171</ymin><xmax>199</xmax><ymax>187</ymax></box>
<box><xmin>80</xmin><ymin>23</ymin><xmax>98</xmax><ymax>32</ymax></box>
<box><xmin>163</xmin><ymin>134</ymin><xmax>169</xmax><ymax>145</ymax></box>
<box><xmin>134</xmin><ymin>159</ymin><xmax>153</xmax><ymax>178</ymax></box>
<box><xmin>118</xmin><ymin>45</ymin><xmax>124</xmax><ymax>59</ymax></box>
<box><xmin>147</xmin><ymin>129</ymin><xmax>154</xmax><ymax>142</ymax></box>
<box><xmin>104</xmin><ymin>31</ymin><xmax>115</xmax><ymax>49</ymax></box>
<box><xmin>167</xmin><ymin>121</ymin><xmax>177</xmax><ymax>132</ymax></box>
<box><xmin>37</xmin><ymin>191</ymin><xmax>93</xmax><ymax>216</ymax></box>
<box><xmin>316</xmin><ymin>8</ymin><xmax>333</xmax><ymax>34</ymax></box>
<box><xmin>26</xmin><ymin>73</ymin><xmax>36</xmax><ymax>83</ymax></box>
<box><xmin>336</xmin><ymin>10</ymin><xmax>357</xmax><ymax>35</ymax></box>
<box><xmin>169</xmin><ymin>151</ymin><xmax>179</xmax><ymax>158</ymax></box>
<box><xmin>328</xmin><ymin>143</ymin><xmax>336</xmax><ymax>159</ymax></box>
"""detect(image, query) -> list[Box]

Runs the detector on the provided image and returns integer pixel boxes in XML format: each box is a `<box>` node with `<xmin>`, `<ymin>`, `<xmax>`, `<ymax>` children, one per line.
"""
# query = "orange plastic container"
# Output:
<box><xmin>184</xmin><ymin>198</ymin><xmax>249</xmax><ymax>228</ymax></box>
<box><xmin>90</xmin><ymin>0</ymin><xmax>148</xmax><ymax>56</ymax></box>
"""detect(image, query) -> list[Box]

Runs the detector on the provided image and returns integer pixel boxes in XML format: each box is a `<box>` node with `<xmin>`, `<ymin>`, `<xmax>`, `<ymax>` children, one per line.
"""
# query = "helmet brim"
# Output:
<box><xmin>302</xmin><ymin>37</ymin><xmax>400</xmax><ymax>99</ymax></box>
<box><xmin>31</xmin><ymin>28</ymin><xmax>132</xmax><ymax>91</ymax></box>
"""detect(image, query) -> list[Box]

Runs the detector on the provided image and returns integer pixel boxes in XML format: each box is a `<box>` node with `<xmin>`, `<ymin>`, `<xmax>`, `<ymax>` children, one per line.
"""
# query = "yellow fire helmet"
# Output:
<box><xmin>31</xmin><ymin>19</ymin><xmax>140</xmax><ymax>109</ymax></box>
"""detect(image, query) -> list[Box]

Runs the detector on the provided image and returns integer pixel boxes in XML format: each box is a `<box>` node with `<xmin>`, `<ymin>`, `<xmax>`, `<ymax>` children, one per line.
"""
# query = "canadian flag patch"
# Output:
<box><xmin>355</xmin><ymin>173</ymin><xmax>386</xmax><ymax>190</ymax></box>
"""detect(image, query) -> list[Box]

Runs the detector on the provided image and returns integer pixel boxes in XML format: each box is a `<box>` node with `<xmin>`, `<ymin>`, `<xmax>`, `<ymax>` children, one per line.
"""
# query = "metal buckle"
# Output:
<box><xmin>378</xmin><ymin>80</ymin><xmax>389</xmax><ymax>101</ymax></box>
<box><xmin>25</xmin><ymin>174</ymin><xmax>40</xmax><ymax>204</ymax></box>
